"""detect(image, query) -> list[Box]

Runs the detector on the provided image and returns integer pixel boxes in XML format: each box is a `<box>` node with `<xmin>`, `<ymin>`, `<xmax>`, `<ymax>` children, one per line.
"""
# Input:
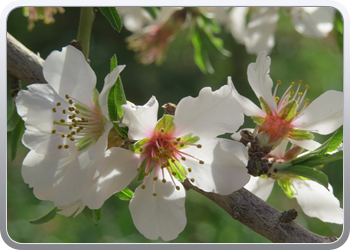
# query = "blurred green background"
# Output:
<box><xmin>7</xmin><ymin>7</ymin><xmax>343</xmax><ymax>243</ymax></box>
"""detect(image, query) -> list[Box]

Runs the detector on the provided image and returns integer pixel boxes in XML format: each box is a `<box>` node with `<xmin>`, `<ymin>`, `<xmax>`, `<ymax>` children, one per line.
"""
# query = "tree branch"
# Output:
<box><xmin>7</xmin><ymin>35</ymin><xmax>338</xmax><ymax>243</ymax></box>
<box><xmin>183</xmin><ymin>180</ymin><xmax>337</xmax><ymax>243</ymax></box>
<box><xmin>7</xmin><ymin>32</ymin><xmax>46</xmax><ymax>84</ymax></box>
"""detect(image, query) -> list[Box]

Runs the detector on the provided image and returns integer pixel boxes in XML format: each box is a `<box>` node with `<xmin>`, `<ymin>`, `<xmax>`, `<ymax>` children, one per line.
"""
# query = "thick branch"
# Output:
<box><xmin>7</xmin><ymin>32</ymin><xmax>46</xmax><ymax>84</ymax></box>
<box><xmin>183</xmin><ymin>180</ymin><xmax>337</xmax><ymax>243</ymax></box>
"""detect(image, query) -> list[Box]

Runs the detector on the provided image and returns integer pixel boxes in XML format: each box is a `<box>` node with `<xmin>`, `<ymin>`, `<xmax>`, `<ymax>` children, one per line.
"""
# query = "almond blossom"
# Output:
<box><xmin>229</xmin><ymin>51</ymin><xmax>343</xmax><ymax>151</ymax></box>
<box><xmin>229</xmin><ymin>7</ymin><xmax>335</xmax><ymax>54</ymax></box>
<box><xmin>91</xmin><ymin>85</ymin><xmax>250</xmax><ymax>240</ymax></box>
<box><xmin>244</xmin><ymin>140</ymin><xmax>343</xmax><ymax>224</ymax></box>
<box><xmin>16</xmin><ymin>45</ymin><xmax>125</xmax><ymax>216</ymax></box>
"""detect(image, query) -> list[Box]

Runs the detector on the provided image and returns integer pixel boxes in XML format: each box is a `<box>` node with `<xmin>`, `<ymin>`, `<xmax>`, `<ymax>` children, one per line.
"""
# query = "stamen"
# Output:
<box><xmin>60</xmin><ymin>119</ymin><xmax>65</xmax><ymax>123</ymax></box>
<box><xmin>58</xmin><ymin>145</ymin><xmax>63</xmax><ymax>149</ymax></box>
<box><xmin>62</xmin><ymin>109</ymin><xmax>66</xmax><ymax>114</ymax></box>
<box><xmin>190</xmin><ymin>178</ymin><xmax>195</xmax><ymax>183</ymax></box>
<box><xmin>188</xmin><ymin>167</ymin><xmax>192</xmax><ymax>172</ymax></box>
<box><xmin>52</xmin><ymin>108</ymin><xmax>56</xmax><ymax>112</ymax></box>
<box><xmin>274</xmin><ymin>97</ymin><xmax>280</xmax><ymax>103</ymax></box>
<box><xmin>51</xmin><ymin>130</ymin><xmax>56</xmax><ymax>134</ymax></box>
<box><xmin>65</xmin><ymin>94</ymin><xmax>69</xmax><ymax>99</ymax></box>
<box><xmin>64</xmin><ymin>145</ymin><xmax>69</xmax><ymax>149</ymax></box>
<box><xmin>153</xmin><ymin>193</ymin><xmax>157</xmax><ymax>196</ymax></box>
<box><xmin>176</xmin><ymin>186</ymin><xmax>180</xmax><ymax>190</ymax></box>
<box><xmin>196</xmin><ymin>144</ymin><xmax>202</xmax><ymax>148</ymax></box>
<box><xmin>68</xmin><ymin>99</ymin><xmax>73</xmax><ymax>105</ymax></box>
<box><xmin>153</xmin><ymin>176</ymin><xmax>158</xmax><ymax>181</ymax></box>
<box><xmin>162</xmin><ymin>179</ymin><xmax>166</xmax><ymax>183</ymax></box>
<box><xmin>273</xmin><ymin>80</ymin><xmax>281</xmax><ymax>97</ymax></box>
<box><xmin>56</xmin><ymin>102</ymin><xmax>61</xmax><ymax>106</ymax></box>
<box><xmin>199</xmin><ymin>160</ymin><xmax>204</xmax><ymax>165</ymax></box>
<box><xmin>141</xmin><ymin>184</ymin><xmax>146</xmax><ymax>189</ymax></box>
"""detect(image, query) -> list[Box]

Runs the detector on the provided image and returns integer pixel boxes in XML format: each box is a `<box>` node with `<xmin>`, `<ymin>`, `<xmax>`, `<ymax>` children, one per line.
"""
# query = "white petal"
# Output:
<box><xmin>183</xmin><ymin>138</ymin><xmax>250</xmax><ymax>195</ymax></box>
<box><xmin>292</xmin><ymin>179</ymin><xmax>343</xmax><ymax>224</ymax></box>
<box><xmin>99</xmin><ymin>65</ymin><xmax>126</xmax><ymax>118</ymax></box>
<box><xmin>129</xmin><ymin>170</ymin><xmax>186</xmax><ymax>241</ymax></box>
<box><xmin>244</xmin><ymin>176</ymin><xmax>275</xmax><ymax>201</ymax></box>
<box><xmin>229</xmin><ymin>7</ymin><xmax>249</xmax><ymax>44</ymax></box>
<box><xmin>82</xmin><ymin>148</ymin><xmax>140</xmax><ymax>209</ymax></box>
<box><xmin>88</xmin><ymin>122</ymin><xmax>113</xmax><ymax>160</ymax></box>
<box><xmin>288</xmin><ymin>138</ymin><xmax>321</xmax><ymax>151</ymax></box>
<box><xmin>292</xmin><ymin>90</ymin><xmax>343</xmax><ymax>135</ymax></box>
<box><xmin>174</xmin><ymin>85</ymin><xmax>244</xmax><ymax>139</ymax></box>
<box><xmin>117</xmin><ymin>7</ymin><xmax>153</xmax><ymax>32</ymax></box>
<box><xmin>43</xmin><ymin>46</ymin><xmax>96</xmax><ymax>107</ymax></box>
<box><xmin>245</xmin><ymin>7</ymin><xmax>279</xmax><ymax>55</ymax></box>
<box><xmin>154</xmin><ymin>7</ymin><xmax>183</xmax><ymax>24</ymax></box>
<box><xmin>269</xmin><ymin>139</ymin><xmax>289</xmax><ymax>159</ymax></box>
<box><xmin>121</xmin><ymin>96</ymin><xmax>159</xmax><ymax>140</ymax></box>
<box><xmin>228</xmin><ymin>77</ymin><xmax>265</xmax><ymax>117</ymax></box>
<box><xmin>291</xmin><ymin>7</ymin><xmax>335</xmax><ymax>38</ymax></box>
<box><xmin>247</xmin><ymin>51</ymin><xmax>277</xmax><ymax>113</ymax></box>
<box><xmin>57</xmin><ymin>201</ymin><xmax>85</xmax><ymax>217</ymax></box>
<box><xmin>22</xmin><ymin>150</ymin><xmax>97</xmax><ymax>207</ymax></box>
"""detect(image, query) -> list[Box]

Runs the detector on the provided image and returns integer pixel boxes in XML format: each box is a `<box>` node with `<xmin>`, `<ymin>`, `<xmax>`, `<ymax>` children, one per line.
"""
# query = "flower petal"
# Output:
<box><xmin>292</xmin><ymin>179</ymin><xmax>343</xmax><ymax>224</ymax></box>
<box><xmin>121</xmin><ymin>96</ymin><xmax>159</xmax><ymax>140</ymax></box>
<box><xmin>82</xmin><ymin>148</ymin><xmax>140</xmax><ymax>209</ymax></box>
<box><xmin>245</xmin><ymin>7</ymin><xmax>279</xmax><ymax>55</ymax></box>
<box><xmin>228</xmin><ymin>77</ymin><xmax>265</xmax><ymax>117</ymax></box>
<box><xmin>229</xmin><ymin>7</ymin><xmax>249</xmax><ymax>44</ymax></box>
<box><xmin>174</xmin><ymin>85</ymin><xmax>244</xmax><ymax>139</ymax></box>
<box><xmin>129</xmin><ymin>170</ymin><xmax>186</xmax><ymax>241</ymax></box>
<box><xmin>292</xmin><ymin>90</ymin><xmax>343</xmax><ymax>135</ymax></box>
<box><xmin>244</xmin><ymin>176</ymin><xmax>275</xmax><ymax>201</ymax></box>
<box><xmin>288</xmin><ymin>138</ymin><xmax>321</xmax><ymax>151</ymax></box>
<box><xmin>269</xmin><ymin>139</ymin><xmax>289</xmax><ymax>159</ymax></box>
<box><xmin>43</xmin><ymin>46</ymin><xmax>96</xmax><ymax>107</ymax></box>
<box><xmin>99</xmin><ymin>65</ymin><xmax>126</xmax><ymax>118</ymax></box>
<box><xmin>291</xmin><ymin>7</ymin><xmax>335</xmax><ymax>38</ymax></box>
<box><xmin>57</xmin><ymin>201</ymin><xmax>86</xmax><ymax>217</ymax></box>
<box><xmin>183</xmin><ymin>138</ymin><xmax>250</xmax><ymax>195</ymax></box>
<box><xmin>87</xmin><ymin>122</ymin><xmax>113</xmax><ymax>160</ymax></box>
<box><xmin>22</xmin><ymin>150</ymin><xmax>97</xmax><ymax>207</ymax></box>
<box><xmin>247</xmin><ymin>50</ymin><xmax>277</xmax><ymax>113</ymax></box>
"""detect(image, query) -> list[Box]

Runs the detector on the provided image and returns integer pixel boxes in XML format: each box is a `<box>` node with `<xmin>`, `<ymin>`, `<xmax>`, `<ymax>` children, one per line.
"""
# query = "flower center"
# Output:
<box><xmin>51</xmin><ymin>94</ymin><xmax>105</xmax><ymax>151</ymax></box>
<box><xmin>131</xmin><ymin>115</ymin><xmax>204</xmax><ymax>196</ymax></box>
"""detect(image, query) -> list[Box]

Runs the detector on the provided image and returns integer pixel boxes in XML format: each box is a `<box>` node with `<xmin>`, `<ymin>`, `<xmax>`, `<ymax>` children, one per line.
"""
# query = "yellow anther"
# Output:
<box><xmin>69</xmin><ymin>126</ymin><xmax>73</xmax><ymax>130</ymax></box>
<box><xmin>305</xmin><ymin>85</ymin><xmax>310</xmax><ymax>89</ymax></box>
<box><xmin>72</xmin><ymin>119</ymin><xmax>76</xmax><ymax>123</ymax></box>
<box><xmin>277</xmin><ymin>80</ymin><xmax>281</xmax><ymax>85</ymax></box>
<box><xmin>51</xmin><ymin>130</ymin><xmax>56</xmax><ymax>134</ymax></box>
<box><xmin>139</xmin><ymin>148</ymin><xmax>144</xmax><ymax>153</ymax></box>
<box><xmin>67</xmin><ymin>134</ymin><xmax>71</xmax><ymax>138</ymax></box>
<box><xmin>75</xmin><ymin>110</ymin><xmax>80</xmax><ymax>114</ymax></box>
<box><xmin>180</xmin><ymin>143</ymin><xmax>184</xmax><ymax>147</ymax></box>
<box><xmin>274</xmin><ymin>97</ymin><xmax>280</xmax><ymax>103</ymax></box>
<box><xmin>61</xmin><ymin>134</ymin><xmax>65</xmax><ymax>138</ymax></box>
<box><xmin>289</xmin><ymin>90</ymin><xmax>294</xmax><ymax>94</ymax></box>
<box><xmin>190</xmin><ymin>178</ymin><xmax>195</xmax><ymax>183</ymax></box>
<box><xmin>306</xmin><ymin>103</ymin><xmax>309</xmax><ymax>107</ymax></box>
<box><xmin>137</xmin><ymin>167</ymin><xmax>141</xmax><ymax>172</ymax></box>
<box><xmin>299</xmin><ymin>80</ymin><xmax>303</xmax><ymax>84</ymax></box>
<box><xmin>291</xmin><ymin>82</ymin><xmax>295</xmax><ymax>86</ymax></box>
<box><xmin>68</xmin><ymin>107</ymin><xmax>75</xmax><ymax>111</ymax></box>
<box><xmin>173</xmin><ymin>141</ymin><xmax>178</xmax><ymax>145</ymax></box>
<box><xmin>64</xmin><ymin>145</ymin><xmax>69</xmax><ymax>149</ymax></box>
<box><xmin>197</xmin><ymin>144</ymin><xmax>202</xmax><ymax>148</ymax></box>
<box><xmin>70</xmin><ymin>138</ymin><xmax>75</xmax><ymax>141</ymax></box>
<box><xmin>77</xmin><ymin>128</ymin><xmax>82</xmax><ymax>133</ymax></box>
<box><xmin>52</xmin><ymin>108</ymin><xmax>57</xmax><ymax>112</ymax></box>
<box><xmin>188</xmin><ymin>167</ymin><xmax>192</xmax><ymax>172</ymax></box>
<box><xmin>65</xmin><ymin>94</ymin><xmax>69</xmax><ymax>99</ymax></box>
<box><xmin>71</xmin><ymin>131</ymin><xmax>76</xmax><ymax>135</ymax></box>
<box><xmin>153</xmin><ymin>176</ymin><xmax>158</xmax><ymax>181</ymax></box>
<box><xmin>176</xmin><ymin>138</ymin><xmax>181</xmax><ymax>142</ymax></box>
<box><xmin>199</xmin><ymin>160</ymin><xmax>204</xmax><ymax>165</ymax></box>
<box><xmin>141</xmin><ymin>184</ymin><xmax>146</xmax><ymax>189</ymax></box>
<box><xmin>143</xmin><ymin>172</ymin><xmax>147</xmax><ymax>176</ymax></box>
<box><xmin>319</xmin><ymin>165</ymin><xmax>324</xmax><ymax>168</ymax></box>
<box><xmin>60</xmin><ymin>119</ymin><xmax>65</xmax><ymax>123</ymax></box>
<box><xmin>68</xmin><ymin>100</ymin><xmax>73</xmax><ymax>105</ymax></box>
<box><xmin>56</xmin><ymin>102</ymin><xmax>61</xmax><ymax>106</ymax></box>
<box><xmin>62</xmin><ymin>109</ymin><xmax>66</xmax><ymax>114</ymax></box>
<box><xmin>162</xmin><ymin>179</ymin><xmax>166</xmax><ymax>183</ymax></box>
<box><xmin>298</xmin><ymin>92</ymin><xmax>303</xmax><ymax>96</ymax></box>
<box><xmin>181</xmin><ymin>156</ymin><xmax>186</xmax><ymax>161</ymax></box>
<box><xmin>58</xmin><ymin>145</ymin><xmax>63</xmax><ymax>149</ymax></box>
<box><xmin>160</xmin><ymin>128</ymin><xmax>165</xmax><ymax>133</ymax></box>
<box><xmin>172</xmin><ymin>172</ymin><xmax>177</xmax><ymax>176</ymax></box>
<box><xmin>153</xmin><ymin>193</ymin><xmax>157</xmax><ymax>197</ymax></box>
<box><xmin>175</xmin><ymin>186</ymin><xmax>180</xmax><ymax>190</ymax></box>
<box><xmin>305</xmin><ymin>98</ymin><xmax>310</xmax><ymax>103</ymax></box>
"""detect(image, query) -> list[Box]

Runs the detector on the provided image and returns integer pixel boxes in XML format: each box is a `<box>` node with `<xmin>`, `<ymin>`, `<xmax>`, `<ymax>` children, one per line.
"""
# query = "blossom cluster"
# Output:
<box><xmin>15</xmin><ymin>45</ymin><xmax>343</xmax><ymax>241</ymax></box>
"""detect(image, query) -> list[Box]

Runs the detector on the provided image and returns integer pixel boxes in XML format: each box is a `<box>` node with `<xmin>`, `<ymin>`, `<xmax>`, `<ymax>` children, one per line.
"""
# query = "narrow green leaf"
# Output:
<box><xmin>279</xmin><ymin>165</ymin><xmax>329</xmax><ymax>189</ymax></box>
<box><xmin>115</xmin><ymin>77</ymin><xmax>127</xmax><ymax>119</ymax></box>
<box><xmin>110</xmin><ymin>54</ymin><xmax>118</xmax><ymax>71</ymax></box>
<box><xmin>298</xmin><ymin>151</ymin><xmax>343</xmax><ymax>168</ymax></box>
<box><xmin>191</xmin><ymin>29</ymin><xmax>208</xmax><ymax>73</ymax></box>
<box><xmin>82</xmin><ymin>207</ymin><xmax>102</xmax><ymax>226</ymax></box>
<box><xmin>143</xmin><ymin>7</ymin><xmax>159</xmax><ymax>19</ymax></box>
<box><xmin>115</xmin><ymin>187</ymin><xmax>134</xmax><ymax>200</ymax></box>
<box><xmin>99</xmin><ymin>7</ymin><xmax>123</xmax><ymax>32</ymax></box>
<box><xmin>326</xmin><ymin>126</ymin><xmax>343</xmax><ymax>153</ymax></box>
<box><xmin>29</xmin><ymin>207</ymin><xmax>57</xmax><ymax>224</ymax></box>
<box><xmin>7</xmin><ymin>106</ymin><xmax>20</xmax><ymax>132</ymax></box>
<box><xmin>10</xmin><ymin>118</ymin><xmax>24</xmax><ymax>161</ymax></box>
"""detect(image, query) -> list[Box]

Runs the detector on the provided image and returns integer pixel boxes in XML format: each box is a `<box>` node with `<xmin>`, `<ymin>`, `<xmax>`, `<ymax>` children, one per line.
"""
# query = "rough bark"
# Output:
<box><xmin>7</xmin><ymin>33</ymin><xmax>339</xmax><ymax>243</ymax></box>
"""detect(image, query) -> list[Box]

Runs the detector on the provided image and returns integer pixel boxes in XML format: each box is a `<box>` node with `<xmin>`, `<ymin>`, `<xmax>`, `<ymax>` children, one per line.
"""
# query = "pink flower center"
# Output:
<box><xmin>137</xmin><ymin>129</ymin><xmax>204</xmax><ymax>196</ymax></box>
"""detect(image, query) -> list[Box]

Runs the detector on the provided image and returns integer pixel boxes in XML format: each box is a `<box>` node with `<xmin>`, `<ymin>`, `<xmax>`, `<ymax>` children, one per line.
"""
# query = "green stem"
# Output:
<box><xmin>76</xmin><ymin>7</ymin><xmax>95</xmax><ymax>59</ymax></box>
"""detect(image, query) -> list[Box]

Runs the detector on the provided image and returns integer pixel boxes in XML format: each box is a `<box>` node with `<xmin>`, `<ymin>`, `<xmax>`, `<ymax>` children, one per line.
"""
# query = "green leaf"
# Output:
<box><xmin>7</xmin><ymin>106</ymin><xmax>20</xmax><ymax>132</ymax></box>
<box><xmin>326</xmin><ymin>126</ymin><xmax>343</xmax><ymax>153</ymax></box>
<box><xmin>99</xmin><ymin>7</ymin><xmax>123</xmax><ymax>32</ymax></box>
<box><xmin>10</xmin><ymin>118</ymin><xmax>24</xmax><ymax>161</ymax></box>
<box><xmin>115</xmin><ymin>187</ymin><xmax>134</xmax><ymax>200</ymax></box>
<box><xmin>82</xmin><ymin>207</ymin><xmax>102</xmax><ymax>226</ymax></box>
<box><xmin>334</xmin><ymin>10</ymin><xmax>343</xmax><ymax>53</ymax></box>
<box><xmin>288</xmin><ymin>128</ymin><xmax>314</xmax><ymax>141</ymax></box>
<box><xmin>279</xmin><ymin>165</ymin><xmax>329</xmax><ymax>189</ymax></box>
<box><xmin>29</xmin><ymin>207</ymin><xmax>57</xmax><ymax>225</ymax></box>
<box><xmin>108</xmin><ymin>55</ymin><xmax>128</xmax><ymax>139</ymax></box>
<box><xmin>191</xmin><ymin>29</ymin><xmax>211</xmax><ymax>74</ymax></box>
<box><xmin>298</xmin><ymin>151</ymin><xmax>343</xmax><ymax>168</ymax></box>
<box><xmin>143</xmin><ymin>7</ymin><xmax>159</xmax><ymax>19</ymax></box>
